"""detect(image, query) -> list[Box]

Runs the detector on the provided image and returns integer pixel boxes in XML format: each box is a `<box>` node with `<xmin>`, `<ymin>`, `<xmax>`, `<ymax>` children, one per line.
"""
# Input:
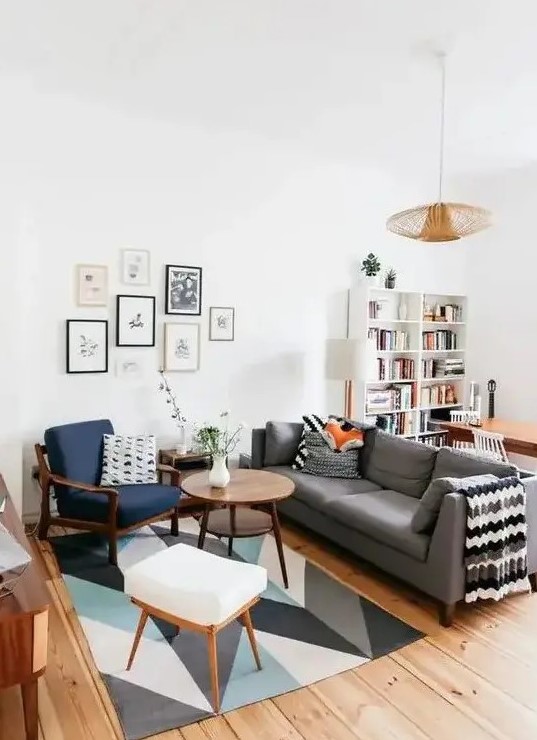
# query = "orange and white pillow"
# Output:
<box><xmin>321</xmin><ymin>418</ymin><xmax>364</xmax><ymax>452</ymax></box>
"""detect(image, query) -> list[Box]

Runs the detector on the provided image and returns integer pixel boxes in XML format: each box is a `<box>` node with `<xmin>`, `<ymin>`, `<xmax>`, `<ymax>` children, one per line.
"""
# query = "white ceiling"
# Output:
<box><xmin>1</xmin><ymin>0</ymin><xmax>537</xmax><ymax>175</ymax></box>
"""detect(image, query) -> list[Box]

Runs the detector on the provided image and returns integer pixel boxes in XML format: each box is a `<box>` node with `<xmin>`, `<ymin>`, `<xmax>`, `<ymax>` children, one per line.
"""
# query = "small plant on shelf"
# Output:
<box><xmin>384</xmin><ymin>267</ymin><xmax>397</xmax><ymax>289</ymax></box>
<box><xmin>360</xmin><ymin>253</ymin><xmax>381</xmax><ymax>283</ymax></box>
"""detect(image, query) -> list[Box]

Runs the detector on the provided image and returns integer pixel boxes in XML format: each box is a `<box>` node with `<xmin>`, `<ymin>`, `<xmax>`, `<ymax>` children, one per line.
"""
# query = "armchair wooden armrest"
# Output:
<box><xmin>157</xmin><ymin>463</ymin><xmax>181</xmax><ymax>487</ymax></box>
<box><xmin>48</xmin><ymin>473</ymin><xmax>119</xmax><ymax>498</ymax></box>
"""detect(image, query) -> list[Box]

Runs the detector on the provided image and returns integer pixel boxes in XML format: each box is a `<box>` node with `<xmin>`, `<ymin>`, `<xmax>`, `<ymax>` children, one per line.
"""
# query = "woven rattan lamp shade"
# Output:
<box><xmin>386</xmin><ymin>202</ymin><xmax>491</xmax><ymax>242</ymax></box>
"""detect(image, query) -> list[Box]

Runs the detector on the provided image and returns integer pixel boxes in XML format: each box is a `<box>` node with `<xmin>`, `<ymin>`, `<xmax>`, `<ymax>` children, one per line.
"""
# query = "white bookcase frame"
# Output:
<box><xmin>348</xmin><ymin>286</ymin><xmax>467</xmax><ymax>439</ymax></box>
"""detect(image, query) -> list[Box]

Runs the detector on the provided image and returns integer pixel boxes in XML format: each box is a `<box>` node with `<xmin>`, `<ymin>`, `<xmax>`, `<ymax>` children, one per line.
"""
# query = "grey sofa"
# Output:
<box><xmin>247</xmin><ymin>421</ymin><xmax>537</xmax><ymax>626</ymax></box>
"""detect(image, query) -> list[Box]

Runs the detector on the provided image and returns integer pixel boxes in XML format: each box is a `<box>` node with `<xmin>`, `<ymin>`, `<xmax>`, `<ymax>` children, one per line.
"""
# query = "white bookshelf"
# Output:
<box><xmin>348</xmin><ymin>286</ymin><xmax>467</xmax><ymax>439</ymax></box>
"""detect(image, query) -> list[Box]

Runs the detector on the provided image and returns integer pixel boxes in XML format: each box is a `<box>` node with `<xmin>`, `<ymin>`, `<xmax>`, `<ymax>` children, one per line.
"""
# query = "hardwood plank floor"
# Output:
<box><xmin>2</xmin><ymin>522</ymin><xmax>536</xmax><ymax>740</ymax></box>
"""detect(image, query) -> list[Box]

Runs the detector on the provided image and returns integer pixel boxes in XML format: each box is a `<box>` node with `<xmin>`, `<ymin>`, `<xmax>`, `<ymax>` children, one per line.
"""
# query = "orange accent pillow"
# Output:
<box><xmin>322</xmin><ymin>421</ymin><xmax>364</xmax><ymax>452</ymax></box>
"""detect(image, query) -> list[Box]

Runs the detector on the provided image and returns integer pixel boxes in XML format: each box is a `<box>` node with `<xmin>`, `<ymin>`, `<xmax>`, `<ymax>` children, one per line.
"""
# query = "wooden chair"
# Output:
<box><xmin>35</xmin><ymin>419</ymin><xmax>182</xmax><ymax>565</ymax></box>
<box><xmin>472</xmin><ymin>429</ymin><xmax>509</xmax><ymax>463</ymax></box>
<box><xmin>450</xmin><ymin>409</ymin><xmax>480</xmax><ymax>424</ymax></box>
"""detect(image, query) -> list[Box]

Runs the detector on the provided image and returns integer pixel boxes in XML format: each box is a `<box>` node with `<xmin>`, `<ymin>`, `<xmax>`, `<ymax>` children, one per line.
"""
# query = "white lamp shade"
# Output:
<box><xmin>325</xmin><ymin>338</ymin><xmax>359</xmax><ymax>381</ymax></box>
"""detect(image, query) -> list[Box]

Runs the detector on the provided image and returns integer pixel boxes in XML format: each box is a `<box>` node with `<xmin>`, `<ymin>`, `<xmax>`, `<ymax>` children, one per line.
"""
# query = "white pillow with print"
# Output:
<box><xmin>100</xmin><ymin>434</ymin><xmax>157</xmax><ymax>486</ymax></box>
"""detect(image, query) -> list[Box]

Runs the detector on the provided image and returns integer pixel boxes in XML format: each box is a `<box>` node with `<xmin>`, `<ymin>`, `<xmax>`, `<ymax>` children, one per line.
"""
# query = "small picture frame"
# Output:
<box><xmin>66</xmin><ymin>320</ymin><xmax>108</xmax><ymax>374</ymax></box>
<box><xmin>164</xmin><ymin>323</ymin><xmax>200</xmax><ymax>371</ymax></box>
<box><xmin>209</xmin><ymin>307</ymin><xmax>235</xmax><ymax>341</ymax></box>
<box><xmin>121</xmin><ymin>249</ymin><xmax>150</xmax><ymax>286</ymax></box>
<box><xmin>165</xmin><ymin>265</ymin><xmax>202</xmax><ymax>315</ymax></box>
<box><xmin>116</xmin><ymin>295</ymin><xmax>156</xmax><ymax>347</ymax></box>
<box><xmin>76</xmin><ymin>265</ymin><xmax>108</xmax><ymax>306</ymax></box>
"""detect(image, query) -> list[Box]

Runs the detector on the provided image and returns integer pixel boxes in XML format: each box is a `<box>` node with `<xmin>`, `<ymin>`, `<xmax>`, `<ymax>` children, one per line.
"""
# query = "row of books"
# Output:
<box><xmin>423</xmin><ymin>303</ymin><xmax>463</xmax><ymax>323</ymax></box>
<box><xmin>369</xmin><ymin>328</ymin><xmax>410</xmax><ymax>351</ymax></box>
<box><xmin>369</xmin><ymin>412</ymin><xmax>415</xmax><ymax>436</ymax></box>
<box><xmin>366</xmin><ymin>383</ymin><xmax>417</xmax><ymax>413</ymax></box>
<box><xmin>368</xmin><ymin>300</ymin><xmax>381</xmax><ymax>319</ymax></box>
<box><xmin>376</xmin><ymin>358</ymin><xmax>415</xmax><ymax>380</ymax></box>
<box><xmin>422</xmin><ymin>330</ymin><xmax>459</xmax><ymax>351</ymax></box>
<box><xmin>420</xmin><ymin>383</ymin><xmax>457</xmax><ymax>408</ymax></box>
<box><xmin>422</xmin><ymin>358</ymin><xmax>465</xmax><ymax>378</ymax></box>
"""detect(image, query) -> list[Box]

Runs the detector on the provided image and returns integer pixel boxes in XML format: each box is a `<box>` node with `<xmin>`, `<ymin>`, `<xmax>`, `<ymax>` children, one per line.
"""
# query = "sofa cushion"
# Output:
<box><xmin>432</xmin><ymin>447</ymin><xmax>518</xmax><ymax>480</ymax></box>
<box><xmin>326</xmin><ymin>490</ymin><xmax>430</xmax><ymax>561</ymax></box>
<box><xmin>411</xmin><ymin>473</ymin><xmax>498</xmax><ymax>534</ymax></box>
<box><xmin>264</xmin><ymin>422</ymin><xmax>303</xmax><ymax>467</ymax></box>
<box><xmin>302</xmin><ymin>432</ymin><xmax>360</xmax><ymax>479</ymax></box>
<box><xmin>264</xmin><ymin>466</ymin><xmax>382</xmax><ymax>512</ymax></box>
<box><xmin>292</xmin><ymin>414</ymin><xmax>327</xmax><ymax>470</ymax></box>
<box><xmin>365</xmin><ymin>431</ymin><xmax>437</xmax><ymax>498</ymax></box>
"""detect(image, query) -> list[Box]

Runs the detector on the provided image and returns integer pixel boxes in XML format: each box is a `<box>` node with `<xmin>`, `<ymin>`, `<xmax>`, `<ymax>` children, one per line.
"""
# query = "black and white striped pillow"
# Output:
<box><xmin>292</xmin><ymin>414</ymin><xmax>327</xmax><ymax>470</ymax></box>
<box><xmin>100</xmin><ymin>434</ymin><xmax>158</xmax><ymax>486</ymax></box>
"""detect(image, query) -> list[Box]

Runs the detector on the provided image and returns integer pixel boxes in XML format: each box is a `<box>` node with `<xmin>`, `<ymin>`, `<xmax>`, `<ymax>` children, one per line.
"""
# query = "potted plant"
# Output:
<box><xmin>360</xmin><ymin>253</ymin><xmax>381</xmax><ymax>285</ymax></box>
<box><xmin>193</xmin><ymin>412</ymin><xmax>246</xmax><ymax>488</ymax></box>
<box><xmin>385</xmin><ymin>267</ymin><xmax>397</xmax><ymax>289</ymax></box>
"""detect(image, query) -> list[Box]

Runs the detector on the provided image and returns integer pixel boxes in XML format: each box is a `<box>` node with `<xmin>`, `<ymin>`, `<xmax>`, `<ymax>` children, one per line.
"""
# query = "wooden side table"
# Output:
<box><xmin>158</xmin><ymin>449</ymin><xmax>211</xmax><ymax>517</ymax></box>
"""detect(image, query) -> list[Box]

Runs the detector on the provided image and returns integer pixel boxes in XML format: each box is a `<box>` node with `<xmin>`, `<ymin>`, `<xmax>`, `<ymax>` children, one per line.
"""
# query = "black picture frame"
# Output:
<box><xmin>116</xmin><ymin>294</ymin><xmax>156</xmax><ymax>347</ymax></box>
<box><xmin>165</xmin><ymin>264</ymin><xmax>202</xmax><ymax>315</ymax></box>
<box><xmin>66</xmin><ymin>319</ymin><xmax>109</xmax><ymax>374</ymax></box>
<box><xmin>209</xmin><ymin>307</ymin><xmax>235</xmax><ymax>341</ymax></box>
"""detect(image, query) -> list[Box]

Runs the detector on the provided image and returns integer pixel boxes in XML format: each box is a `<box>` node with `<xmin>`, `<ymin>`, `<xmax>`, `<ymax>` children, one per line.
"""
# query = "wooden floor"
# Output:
<box><xmin>2</xmin><ymin>523</ymin><xmax>537</xmax><ymax>740</ymax></box>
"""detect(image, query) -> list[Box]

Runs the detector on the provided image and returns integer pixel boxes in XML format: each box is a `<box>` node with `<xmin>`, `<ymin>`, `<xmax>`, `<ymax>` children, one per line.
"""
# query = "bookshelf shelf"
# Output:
<box><xmin>349</xmin><ymin>285</ymin><xmax>466</xmax><ymax>441</ymax></box>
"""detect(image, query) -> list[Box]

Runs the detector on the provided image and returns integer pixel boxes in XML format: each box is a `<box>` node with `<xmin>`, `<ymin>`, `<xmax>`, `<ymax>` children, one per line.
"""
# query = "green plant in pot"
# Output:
<box><xmin>360</xmin><ymin>253</ymin><xmax>381</xmax><ymax>284</ymax></box>
<box><xmin>385</xmin><ymin>267</ymin><xmax>397</xmax><ymax>289</ymax></box>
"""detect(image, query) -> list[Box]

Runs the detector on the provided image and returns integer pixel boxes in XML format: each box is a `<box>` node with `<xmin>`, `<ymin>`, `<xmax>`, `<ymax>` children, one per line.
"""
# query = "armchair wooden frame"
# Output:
<box><xmin>34</xmin><ymin>443</ymin><xmax>182</xmax><ymax>566</ymax></box>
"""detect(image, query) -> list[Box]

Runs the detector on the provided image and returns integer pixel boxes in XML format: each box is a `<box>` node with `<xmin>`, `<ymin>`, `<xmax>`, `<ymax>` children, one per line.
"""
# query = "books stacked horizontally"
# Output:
<box><xmin>368</xmin><ymin>412</ymin><xmax>414</xmax><ymax>436</ymax></box>
<box><xmin>366</xmin><ymin>383</ymin><xmax>416</xmax><ymax>414</ymax></box>
<box><xmin>421</xmin><ymin>357</ymin><xmax>465</xmax><ymax>378</ymax></box>
<box><xmin>377</xmin><ymin>357</ymin><xmax>415</xmax><ymax>381</ymax></box>
<box><xmin>422</xmin><ymin>329</ymin><xmax>458</xmax><ymax>350</ymax></box>
<box><xmin>369</xmin><ymin>328</ymin><xmax>410</xmax><ymax>351</ymax></box>
<box><xmin>420</xmin><ymin>383</ymin><xmax>457</xmax><ymax>408</ymax></box>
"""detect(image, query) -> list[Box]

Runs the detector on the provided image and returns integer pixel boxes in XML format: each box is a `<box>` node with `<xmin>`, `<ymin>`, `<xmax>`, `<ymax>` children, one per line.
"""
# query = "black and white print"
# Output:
<box><xmin>121</xmin><ymin>249</ymin><xmax>150</xmax><ymax>286</ymax></box>
<box><xmin>292</xmin><ymin>414</ymin><xmax>327</xmax><ymax>470</ymax></box>
<box><xmin>66</xmin><ymin>319</ymin><xmax>108</xmax><ymax>374</ymax></box>
<box><xmin>116</xmin><ymin>295</ymin><xmax>156</xmax><ymax>347</ymax></box>
<box><xmin>209</xmin><ymin>306</ymin><xmax>235</xmax><ymax>341</ymax></box>
<box><xmin>165</xmin><ymin>265</ymin><xmax>202</xmax><ymax>315</ymax></box>
<box><xmin>164</xmin><ymin>322</ymin><xmax>200</xmax><ymax>371</ymax></box>
<box><xmin>100</xmin><ymin>434</ymin><xmax>158</xmax><ymax>486</ymax></box>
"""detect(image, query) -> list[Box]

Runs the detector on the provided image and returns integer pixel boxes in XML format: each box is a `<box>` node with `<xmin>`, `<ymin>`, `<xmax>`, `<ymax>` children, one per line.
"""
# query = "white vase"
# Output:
<box><xmin>398</xmin><ymin>299</ymin><xmax>408</xmax><ymax>321</ymax></box>
<box><xmin>208</xmin><ymin>455</ymin><xmax>230</xmax><ymax>488</ymax></box>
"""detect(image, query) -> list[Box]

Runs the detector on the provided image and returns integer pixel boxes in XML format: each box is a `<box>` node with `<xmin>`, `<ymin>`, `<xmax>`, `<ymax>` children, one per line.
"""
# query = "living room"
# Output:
<box><xmin>1</xmin><ymin>1</ymin><xmax>537</xmax><ymax>739</ymax></box>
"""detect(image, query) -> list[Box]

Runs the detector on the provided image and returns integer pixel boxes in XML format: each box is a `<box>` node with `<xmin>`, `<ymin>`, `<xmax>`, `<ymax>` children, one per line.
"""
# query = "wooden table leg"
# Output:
<box><xmin>197</xmin><ymin>505</ymin><xmax>210</xmax><ymax>549</ymax></box>
<box><xmin>21</xmin><ymin>678</ymin><xmax>38</xmax><ymax>740</ymax></box>
<box><xmin>228</xmin><ymin>505</ymin><xmax>236</xmax><ymax>556</ymax></box>
<box><xmin>270</xmin><ymin>502</ymin><xmax>288</xmax><ymax>589</ymax></box>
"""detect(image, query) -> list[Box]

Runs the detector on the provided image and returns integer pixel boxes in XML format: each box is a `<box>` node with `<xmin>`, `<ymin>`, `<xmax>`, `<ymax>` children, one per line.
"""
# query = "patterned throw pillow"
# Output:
<box><xmin>322</xmin><ymin>418</ymin><xmax>364</xmax><ymax>452</ymax></box>
<box><xmin>301</xmin><ymin>432</ymin><xmax>360</xmax><ymax>479</ymax></box>
<box><xmin>292</xmin><ymin>414</ymin><xmax>327</xmax><ymax>470</ymax></box>
<box><xmin>100</xmin><ymin>434</ymin><xmax>158</xmax><ymax>486</ymax></box>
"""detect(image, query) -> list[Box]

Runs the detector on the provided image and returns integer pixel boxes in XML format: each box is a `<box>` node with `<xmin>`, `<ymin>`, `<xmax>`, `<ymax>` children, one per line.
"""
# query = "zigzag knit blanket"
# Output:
<box><xmin>464</xmin><ymin>476</ymin><xmax>530</xmax><ymax>603</ymax></box>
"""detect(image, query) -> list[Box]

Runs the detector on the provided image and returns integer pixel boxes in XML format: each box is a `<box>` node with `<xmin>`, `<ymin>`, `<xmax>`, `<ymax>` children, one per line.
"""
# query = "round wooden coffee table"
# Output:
<box><xmin>181</xmin><ymin>469</ymin><xmax>295</xmax><ymax>588</ymax></box>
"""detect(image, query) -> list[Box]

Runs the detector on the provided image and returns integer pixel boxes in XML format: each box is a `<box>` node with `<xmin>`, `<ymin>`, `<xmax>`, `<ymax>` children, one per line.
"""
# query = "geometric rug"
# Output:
<box><xmin>49</xmin><ymin>517</ymin><xmax>423</xmax><ymax>740</ymax></box>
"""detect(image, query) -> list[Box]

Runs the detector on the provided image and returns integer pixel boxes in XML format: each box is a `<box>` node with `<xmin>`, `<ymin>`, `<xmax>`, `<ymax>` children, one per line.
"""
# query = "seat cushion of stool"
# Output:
<box><xmin>124</xmin><ymin>544</ymin><xmax>268</xmax><ymax>626</ymax></box>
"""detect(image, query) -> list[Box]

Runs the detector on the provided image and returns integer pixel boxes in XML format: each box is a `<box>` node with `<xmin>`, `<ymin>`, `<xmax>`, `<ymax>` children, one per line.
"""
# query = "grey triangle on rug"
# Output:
<box><xmin>49</xmin><ymin>516</ymin><xmax>422</xmax><ymax>740</ymax></box>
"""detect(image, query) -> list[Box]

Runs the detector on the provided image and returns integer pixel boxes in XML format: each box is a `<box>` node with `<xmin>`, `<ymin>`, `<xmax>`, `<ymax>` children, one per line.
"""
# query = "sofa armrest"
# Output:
<box><xmin>426</xmin><ymin>491</ymin><xmax>467</xmax><ymax>604</ymax></box>
<box><xmin>523</xmin><ymin>476</ymin><xmax>537</xmax><ymax>575</ymax></box>
<box><xmin>251</xmin><ymin>428</ymin><xmax>266</xmax><ymax>469</ymax></box>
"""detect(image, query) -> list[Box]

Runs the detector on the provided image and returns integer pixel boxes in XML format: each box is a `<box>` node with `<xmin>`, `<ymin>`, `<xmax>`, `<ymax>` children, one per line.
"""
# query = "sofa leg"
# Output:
<box><xmin>171</xmin><ymin>509</ymin><xmax>179</xmax><ymax>537</ymax></box>
<box><xmin>439</xmin><ymin>602</ymin><xmax>456</xmax><ymax>627</ymax></box>
<box><xmin>529</xmin><ymin>573</ymin><xmax>537</xmax><ymax>592</ymax></box>
<box><xmin>108</xmin><ymin>533</ymin><xmax>118</xmax><ymax>566</ymax></box>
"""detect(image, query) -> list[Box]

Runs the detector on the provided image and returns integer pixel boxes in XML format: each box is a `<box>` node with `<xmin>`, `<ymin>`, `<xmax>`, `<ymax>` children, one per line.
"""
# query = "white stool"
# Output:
<box><xmin>124</xmin><ymin>544</ymin><xmax>267</xmax><ymax>713</ymax></box>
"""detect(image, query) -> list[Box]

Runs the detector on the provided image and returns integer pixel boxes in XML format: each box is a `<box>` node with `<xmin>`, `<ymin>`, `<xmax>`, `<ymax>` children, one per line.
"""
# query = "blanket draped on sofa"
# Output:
<box><xmin>464</xmin><ymin>476</ymin><xmax>530</xmax><ymax>603</ymax></box>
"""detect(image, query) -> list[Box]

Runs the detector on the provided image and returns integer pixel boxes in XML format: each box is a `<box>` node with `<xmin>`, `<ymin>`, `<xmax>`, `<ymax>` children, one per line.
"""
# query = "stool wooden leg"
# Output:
<box><xmin>207</xmin><ymin>629</ymin><xmax>220</xmax><ymax>713</ymax></box>
<box><xmin>127</xmin><ymin>610</ymin><xmax>149</xmax><ymax>670</ymax></box>
<box><xmin>242</xmin><ymin>609</ymin><xmax>262</xmax><ymax>670</ymax></box>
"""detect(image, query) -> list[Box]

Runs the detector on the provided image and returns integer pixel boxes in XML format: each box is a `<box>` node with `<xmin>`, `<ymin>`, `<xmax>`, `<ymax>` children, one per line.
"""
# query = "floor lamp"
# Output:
<box><xmin>326</xmin><ymin>338</ymin><xmax>359</xmax><ymax>419</ymax></box>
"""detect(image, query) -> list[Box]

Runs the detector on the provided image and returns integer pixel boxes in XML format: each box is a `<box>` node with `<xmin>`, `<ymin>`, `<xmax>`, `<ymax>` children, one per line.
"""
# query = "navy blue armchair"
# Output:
<box><xmin>35</xmin><ymin>419</ymin><xmax>181</xmax><ymax>565</ymax></box>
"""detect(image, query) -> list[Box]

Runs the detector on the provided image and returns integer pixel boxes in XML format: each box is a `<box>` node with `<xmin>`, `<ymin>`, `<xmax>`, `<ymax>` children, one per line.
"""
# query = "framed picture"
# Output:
<box><xmin>116</xmin><ymin>294</ymin><xmax>156</xmax><ymax>347</ymax></box>
<box><xmin>66</xmin><ymin>320</ymin><xmax>108</xmax><ymax>374</ymax></box>
<box><xmin>209</xmin><ymin>307</ymin><xmax>235</xmax><ymax>341</ymax></box>
<box><xmin>121</xmin><ymin>249</ymin><xmax>150</xmax><ymax>286</ymax></box>
<box><xmin>76</xmin><ymin>264</ymin><xmax>108</xmax><ymax>306</ymax></box>
<box><xmin>165</xmin><ymin>265</ymin><xmax>202</xmax><ymax>315</ymax></box>
<box><xmin>164</xmin><ymin>323</ymin><xmax>200</xmax><ymax>371</ymax></box>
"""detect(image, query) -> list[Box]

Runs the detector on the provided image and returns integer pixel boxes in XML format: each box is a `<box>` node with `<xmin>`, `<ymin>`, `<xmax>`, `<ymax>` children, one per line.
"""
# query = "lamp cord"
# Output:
<box><xmin>438</xmin><ymin>52</ymin><xmax>446</xmax><ymax>203</ymax></box>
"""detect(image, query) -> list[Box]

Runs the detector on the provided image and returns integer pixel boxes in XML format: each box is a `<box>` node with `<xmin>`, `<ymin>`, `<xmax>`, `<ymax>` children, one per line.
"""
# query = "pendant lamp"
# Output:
<box><xmin>386</xmin><ymin>53</ymin><xmax>491</xmax><ymax>242</ymax></box>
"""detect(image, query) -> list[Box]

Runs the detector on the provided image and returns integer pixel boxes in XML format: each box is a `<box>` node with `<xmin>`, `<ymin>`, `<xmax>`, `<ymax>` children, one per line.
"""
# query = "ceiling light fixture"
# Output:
<box><xmin>386</xmin><ymin>52</ymin><xmax>491</xmax><ymax>242</ymax></box>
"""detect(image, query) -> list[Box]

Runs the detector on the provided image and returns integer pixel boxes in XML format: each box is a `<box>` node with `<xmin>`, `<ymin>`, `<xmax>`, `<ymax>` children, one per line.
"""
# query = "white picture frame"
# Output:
<box><xmin>76</xmin><ymin>264</ymin><xmax>108</xmax><ymax>306</ymax></box>
<box><xmin>121</xmin><ymin>249</ymin><xmax>150</xmax><ymax>286</ymax></box>
<box><xmin>209</xmin><ymin>307</ymin><xmax>235</xmax><ymax>341</ymax></box>
<box><xmin>66</xmin><ymin>320</ymin><xmax>108</xmax><ymax>373</ymax></box>
<box><xmin>116</xmin><ymin>295</ymin><xmax>156</xmax><ymax>347</ymax></box>
<box><xmin>164</xmin><ymin>323</ymin><xmax>200</xmax><ymax>372</ymax></box>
